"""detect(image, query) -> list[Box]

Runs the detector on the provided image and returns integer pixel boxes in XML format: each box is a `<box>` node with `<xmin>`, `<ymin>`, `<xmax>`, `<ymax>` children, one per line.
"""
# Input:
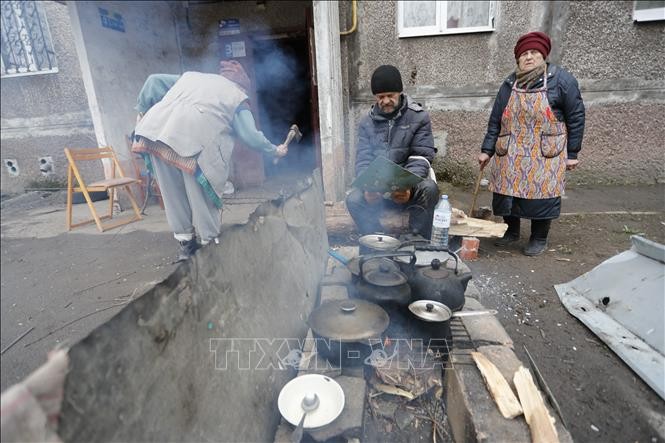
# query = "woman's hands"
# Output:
<box><xmin>478</xmin><ymin>153</ymin><xmax>490</xmax><ymax>170</ymax></box>
<box><xmin>565</xmin><ymin>158</ymin><xmax>579</xmax><ymax>170</ymax></box>
<box><xmin>275</xmin><ymin>144</ymin><xmax>288</xmax><ymax>158</ymax></box>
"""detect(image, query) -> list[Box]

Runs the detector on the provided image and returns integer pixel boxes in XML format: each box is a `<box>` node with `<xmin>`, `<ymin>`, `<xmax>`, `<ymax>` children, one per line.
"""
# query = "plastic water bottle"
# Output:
<box><xmin>431</xmin><ymin>195</ymin><xmax>452</xmax><ymax>248</ymax></box>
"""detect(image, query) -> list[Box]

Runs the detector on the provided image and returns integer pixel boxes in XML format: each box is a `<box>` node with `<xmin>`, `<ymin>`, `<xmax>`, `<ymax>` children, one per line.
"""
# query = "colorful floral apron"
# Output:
<box><xmin>489</xmin><ymin>74</ymin><xmax>567</xmax><ymax>199</ymax></box>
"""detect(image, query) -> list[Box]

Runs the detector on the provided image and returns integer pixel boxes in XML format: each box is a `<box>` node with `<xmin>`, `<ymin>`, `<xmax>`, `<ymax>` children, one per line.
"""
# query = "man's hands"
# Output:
<box><xmin>275</xmin><ymin>144</ymin><xmax>288</xmax><ymax>158</ymax></box>
<box><xmin>391</xmin><ymin>189</ymin><xmax>411</xmax><ymax>204</ymax></box>
<box><xmin>565</xmin><ymin>158</ymin><xmax>579</xmax><ymax>170</ymax></box>
<box><xmin>478</xmin><ymin>153</ymin><xmax>490</xmax><ymax>170</ymax></box>
<box><xmin>363</xmin><ymin>191</ymin><xmax>382</xmax><ymax>204</ymax></box>
<box><xmin>363</xmin><ymin>189</ymin><xmax>412</xmax><ymax>204</ymax></box>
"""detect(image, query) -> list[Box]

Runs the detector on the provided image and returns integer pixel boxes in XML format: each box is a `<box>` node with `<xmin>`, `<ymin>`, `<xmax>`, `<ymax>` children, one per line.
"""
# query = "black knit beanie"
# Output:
<box><xmin>371</xmin><ymin>65</ymin><xmax>403</xmax><ymax>94</ymax></box>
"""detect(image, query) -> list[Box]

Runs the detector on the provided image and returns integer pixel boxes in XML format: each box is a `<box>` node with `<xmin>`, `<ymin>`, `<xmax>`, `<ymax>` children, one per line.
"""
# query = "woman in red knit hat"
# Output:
<box><xmin>478</xmin><ymin>31</ymin><xmax>585</xmax><ymax>256</ymax></box>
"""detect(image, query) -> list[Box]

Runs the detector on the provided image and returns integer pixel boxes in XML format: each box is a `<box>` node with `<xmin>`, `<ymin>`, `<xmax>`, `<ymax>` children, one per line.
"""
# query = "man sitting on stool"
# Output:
<box><xmin>346</xmin><ymin>65</ymin><xmax>440</xmax><ymax>238</ymax></box>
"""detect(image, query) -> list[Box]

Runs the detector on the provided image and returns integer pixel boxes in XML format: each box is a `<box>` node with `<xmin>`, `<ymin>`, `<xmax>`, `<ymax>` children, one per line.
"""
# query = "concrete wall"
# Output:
<box><xmin>0</xmin><ymin>1</ymin><xmax>95</xmax><ymax>194</ymax></box>
<box><xmin>69</xmin><ymin>1</ymin><xmax>183</xmax><ymax>168</ymax></box>
<box><xmin>58</xmin><ymin>174</ymin><xmax>328</xmax><ymax>442</ymax></box>
<box><xmin>340</xmin><ymin>0</ymin><xmax>665</xmax><ymax>186</ymax></box>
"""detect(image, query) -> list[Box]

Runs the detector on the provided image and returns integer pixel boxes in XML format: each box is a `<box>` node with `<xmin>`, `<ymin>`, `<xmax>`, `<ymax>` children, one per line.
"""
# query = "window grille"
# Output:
<box><xmin>1</xmin><ymin>0</ymin><xmax>57</xmax><ymax>78</ymax></box>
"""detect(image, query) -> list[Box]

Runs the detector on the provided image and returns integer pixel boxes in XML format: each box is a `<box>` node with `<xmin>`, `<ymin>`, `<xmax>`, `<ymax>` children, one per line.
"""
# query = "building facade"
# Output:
<box><xmin>1</xmin><ymin>1</ymin><xmax>663</xmax><ymax>199</ymax></box>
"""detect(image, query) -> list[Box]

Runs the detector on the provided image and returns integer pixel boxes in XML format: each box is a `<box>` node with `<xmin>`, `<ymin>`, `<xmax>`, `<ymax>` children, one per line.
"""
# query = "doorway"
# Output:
<box><xmin>251</xmin><ymin>31</ymin><xmax>317</xmax><ymax>177</ymax></box>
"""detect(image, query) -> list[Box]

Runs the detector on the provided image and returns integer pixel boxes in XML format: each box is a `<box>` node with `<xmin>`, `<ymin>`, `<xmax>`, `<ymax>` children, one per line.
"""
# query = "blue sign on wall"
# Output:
<box><xmin>99</xmin><ymin>8</ymin><xmax>125</xmax><ymax>33</ymax></box>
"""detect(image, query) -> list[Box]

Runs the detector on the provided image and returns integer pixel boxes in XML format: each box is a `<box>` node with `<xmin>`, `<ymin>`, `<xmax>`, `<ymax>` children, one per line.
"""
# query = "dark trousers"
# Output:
<box><xmin>346</xmin><ymin>179</ymin><xmax>440</xmax><ymax>238</ymax></box>
<box><xmin>504</xmin><ymin>216</ymin><xmax>551</xmax><ymax>240</ymax></box>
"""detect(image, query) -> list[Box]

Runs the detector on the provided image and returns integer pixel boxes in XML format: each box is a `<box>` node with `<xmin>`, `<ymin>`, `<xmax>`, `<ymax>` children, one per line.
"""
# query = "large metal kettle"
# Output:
<box><xmin>408</xmin><ymin>250</ymin><xmax>472</xmax><ymax>311</ymax></box>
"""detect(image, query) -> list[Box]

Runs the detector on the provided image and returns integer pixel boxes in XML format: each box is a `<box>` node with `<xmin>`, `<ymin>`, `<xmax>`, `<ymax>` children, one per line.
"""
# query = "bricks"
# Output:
<box><xmin>459</xmin><ymin>236</ymin><xmax>480</xmax><ymax>261</ymax></box>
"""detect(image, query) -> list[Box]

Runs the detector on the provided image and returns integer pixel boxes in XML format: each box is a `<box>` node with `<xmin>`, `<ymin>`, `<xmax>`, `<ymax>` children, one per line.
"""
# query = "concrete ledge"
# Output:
<box><xmin>462</xmin><ymin>296</ymin><xmax>513</xmax><ymax>347</ymax></box>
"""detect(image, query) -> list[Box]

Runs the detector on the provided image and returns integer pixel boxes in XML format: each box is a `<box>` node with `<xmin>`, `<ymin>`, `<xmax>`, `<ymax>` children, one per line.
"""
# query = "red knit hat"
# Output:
<box><xmin>219</xmin><ymin>60</ymin><xmax>251</xmax><ymax>92</ymax></box>
<box><xmin>514</xmin><ymin>31</ymin><xmax>551</xmax><ymax>59</ymax></box>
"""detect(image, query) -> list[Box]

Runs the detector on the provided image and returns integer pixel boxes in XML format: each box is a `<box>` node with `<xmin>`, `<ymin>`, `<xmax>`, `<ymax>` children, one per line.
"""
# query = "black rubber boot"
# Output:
<box><xmin>176</xmin><ymin>239</ymin><xmax>199</xmax><ymax>263</ymax></box>
<box><xmin>495</xmin><ymin>216</ymin><xmax>520</xmax><ymax>246</ymax></box>
<box><xmin>523</xmin><ymin>220</ymin><xmax>551</xmax><ymax>256</ymax></box>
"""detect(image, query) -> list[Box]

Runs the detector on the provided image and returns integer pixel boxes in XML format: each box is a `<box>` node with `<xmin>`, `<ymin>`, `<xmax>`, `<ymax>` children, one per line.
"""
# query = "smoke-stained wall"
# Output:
<box><xmin>0</xmin><ymin>1</ymin><xmax>96</xmax><ymax>194</ymax></box>
<box><xmin>69</xmin><ymin>1</ymin><xmax>183</xmax><ymax>166</ymax></box>
<box><xmin>340</xmin><ymin>0</ymin><xmax>665</xmax><ymax>186</ymax></box>
<box><xmin>175</xmin><ymin>1</ymin><xmax>309</xmax><ymax>74</ymax></box>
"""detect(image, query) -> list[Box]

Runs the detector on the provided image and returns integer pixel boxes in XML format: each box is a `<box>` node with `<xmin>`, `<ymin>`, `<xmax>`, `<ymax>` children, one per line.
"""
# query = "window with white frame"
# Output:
<box><xmin>633</xmin><ymin>0</ymin><xmax>665</xmax><ymax>22</ymax></box>
<box><xmin>1</xmin><ymin>0</ymin><xmax>58</xmax><ymax>78</ymax></box>
<box><xmin>397</xmin><ymin>1</ymin><xmax>495</xmax><ymax>38</ymax></box>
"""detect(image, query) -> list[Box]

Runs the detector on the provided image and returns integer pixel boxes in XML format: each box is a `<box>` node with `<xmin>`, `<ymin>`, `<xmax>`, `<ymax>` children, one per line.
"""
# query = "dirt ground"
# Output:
<box><xmin>1</xmin><ymin>183</ymin><xmax>664</xmax><ymax>443</ymax></box>
<box><xmin>468</xmin><ymin>211</ymin><xmax>665</xmax><ymax>443</ymax></box>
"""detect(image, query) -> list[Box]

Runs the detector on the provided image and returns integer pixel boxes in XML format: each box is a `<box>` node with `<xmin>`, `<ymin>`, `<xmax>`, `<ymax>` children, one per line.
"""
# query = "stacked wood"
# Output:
<box><xmin>325</xmin><ymin>202</ymin><xmax>507</xmax><ymax>238</ymax></box>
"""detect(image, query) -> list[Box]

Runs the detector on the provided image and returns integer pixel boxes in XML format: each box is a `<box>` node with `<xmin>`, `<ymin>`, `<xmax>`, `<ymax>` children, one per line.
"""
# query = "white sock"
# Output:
<box><xmin>174</xmin><ymin>232</ymin><xmax>194</xmax><ymax>242</ymax></box>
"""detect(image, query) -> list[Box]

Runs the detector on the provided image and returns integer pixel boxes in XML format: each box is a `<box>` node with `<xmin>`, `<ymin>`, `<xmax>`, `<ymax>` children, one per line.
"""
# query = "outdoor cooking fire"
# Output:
<box><xmin>1</xmin><ymin>1</ymin><xmax>663</xmax><ymax>443</ymax></box>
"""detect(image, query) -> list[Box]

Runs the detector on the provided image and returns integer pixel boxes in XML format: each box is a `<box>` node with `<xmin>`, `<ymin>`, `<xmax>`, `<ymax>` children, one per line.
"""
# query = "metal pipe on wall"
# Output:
<box><xmin>340</xmin><ymin>0</ymin><xmax>357</xmax><ymax>36</ymax></box>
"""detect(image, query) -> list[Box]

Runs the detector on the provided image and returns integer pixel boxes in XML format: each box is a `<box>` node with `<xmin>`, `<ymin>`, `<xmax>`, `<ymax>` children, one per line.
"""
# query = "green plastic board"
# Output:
<box><xmin>351</xmin><ymin>156</ymin><xmax>424</xmax><ymax>192</ymax></box>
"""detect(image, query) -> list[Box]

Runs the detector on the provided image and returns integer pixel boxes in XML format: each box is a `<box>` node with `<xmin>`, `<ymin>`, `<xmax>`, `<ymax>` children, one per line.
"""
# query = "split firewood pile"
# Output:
<box><xmin>472</xmin><ymin>351</ymin><xmax>562</xmax><ymax>443</ymax></box>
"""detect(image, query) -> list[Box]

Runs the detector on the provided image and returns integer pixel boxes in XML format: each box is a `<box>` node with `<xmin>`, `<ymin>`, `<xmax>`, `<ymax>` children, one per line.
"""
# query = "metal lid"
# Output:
<box><xmin>422</xmin><ymin>259</ymin><xmax>450</xmax><ymax>279</ymax></box>
<box><xmin>359</xmin><ymin>234</ymin><xmax>401</xmax><ymax>251</ymax></box>
<box><xmin>363</xmin><ymin>259</ymin><xmax>407</xmax><ymax>287</ymax></box>
<box><xmin>308</xmin><ymin>300</ymin><xmax>390</xmax><ymax>342</ymax></box>
<box><xmin>394</xmin><ymin>247</ymin><xmax>453</xmax><ymax>266</ymax></box>
<box><xmin>408</xmin><ymin>300</ymin><xmax>452</xmax><ymax>322</ymax></box>
<box><xmin>277</xmin><ymin>374</ymin><xmax>345</xmax><ymax>429</ymax></box>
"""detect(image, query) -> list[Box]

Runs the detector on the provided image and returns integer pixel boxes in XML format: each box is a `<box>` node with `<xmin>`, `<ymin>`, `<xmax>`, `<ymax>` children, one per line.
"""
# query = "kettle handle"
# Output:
<box><xmin>417</xmin><ymin>245</ymin><xmax>461</xmax><ymax>274</ymax></box>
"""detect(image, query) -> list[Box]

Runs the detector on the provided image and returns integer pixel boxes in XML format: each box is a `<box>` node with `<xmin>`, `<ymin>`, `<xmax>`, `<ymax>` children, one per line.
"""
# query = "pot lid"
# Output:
<box><xmin>422</xmin><ymin>260</ymin><xmax>450</xmax><ymax>279</ymax></box>
<box><xmin>308</xmin><ymin>299</ymin><xmax>390</xmax><ymax>342</ymax></box>
<box><xmin>359</xmin><ymin>234</ymin><xmax>401</xmax><ymax>251</ymax></box>
<box><xmin>394</xmin><ymin>247</ymin><xmax>453</xmax><ymax>266</ymax></box>
<box><xmin>278</xmin><ymin>374</ymin><xmax>345</xmax><ymax>429</ymax></box>
<box><xmin>363</xmin><ymin>259</ymin><xmax>407</xmax><ymax>287</ymax></box>
<box><xmin>408</xmin><ymin>300</ymin><xmax>452</xmax><ymax>322</ymax></box>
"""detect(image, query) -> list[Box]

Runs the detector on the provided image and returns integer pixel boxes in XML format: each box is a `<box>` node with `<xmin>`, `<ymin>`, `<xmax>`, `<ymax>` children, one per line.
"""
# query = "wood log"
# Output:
<box><xmin>325</xmin><ymin>203</ymin><xmax>507</xmax><ymax>238</ymax></box>
<box><xmin>513</xmin><ymin>366</ymin><xmax>560</xmax><ymax>443</ymax></box>
<box><xmin>471</xmin><ymin>352</ymin><xmax>523</xmax><ymax>419</ymax></box>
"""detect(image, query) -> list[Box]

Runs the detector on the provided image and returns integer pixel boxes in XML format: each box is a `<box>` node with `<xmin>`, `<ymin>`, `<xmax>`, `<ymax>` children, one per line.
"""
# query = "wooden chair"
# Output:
<box><xmin>64</xmin><ymin>146</ymin><xmax>143</xmax><ymax>232</ymax></box>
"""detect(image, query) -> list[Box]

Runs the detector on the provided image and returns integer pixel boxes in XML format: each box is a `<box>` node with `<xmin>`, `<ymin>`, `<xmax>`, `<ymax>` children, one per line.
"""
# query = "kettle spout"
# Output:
<box><xmin>460</xmin><ymin>273</ymin><xmax>473</xmax><ymax>291</ymax></box>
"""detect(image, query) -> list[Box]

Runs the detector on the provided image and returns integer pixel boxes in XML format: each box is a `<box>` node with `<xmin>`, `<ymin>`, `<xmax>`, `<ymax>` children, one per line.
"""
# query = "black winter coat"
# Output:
<box><xmin>355</xmin><ymin>94</ymin><xmax>436</xmax><ymax>179</ymax></box>
<box><xmin>481</xmin><ymin>64</ymin><xmax>585</xmax><ymax>159</ymax></box>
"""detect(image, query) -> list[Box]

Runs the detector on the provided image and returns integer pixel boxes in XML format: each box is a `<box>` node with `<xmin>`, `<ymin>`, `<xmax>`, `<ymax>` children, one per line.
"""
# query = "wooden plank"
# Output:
<box><xmin>450</xmin><ymin>216</ymin><xmax>507</xmax><ymax>238</ymax></box>
<box><xmin>513</xmin><ymin>366</ymin><xmax>560</xmax><ymax>443</ymax></box>
<box><xmin>471</xmin><ymin>352</ymin><xmax>523</xmax><ymax>419</ymax></box>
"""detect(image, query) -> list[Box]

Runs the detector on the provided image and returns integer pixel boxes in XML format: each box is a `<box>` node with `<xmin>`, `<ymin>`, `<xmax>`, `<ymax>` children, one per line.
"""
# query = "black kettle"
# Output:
<box><xmin>408</xmin><ymin>251</ymin><xmax>472</xmax><ymax>311</ymax></box>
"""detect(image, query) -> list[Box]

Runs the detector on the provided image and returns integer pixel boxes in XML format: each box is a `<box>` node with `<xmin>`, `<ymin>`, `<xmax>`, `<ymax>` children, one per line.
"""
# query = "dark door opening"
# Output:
<box><xmin>251</xmin><ymin>32</ymin><xmax>316</xmax><ymax>177</ymax></box>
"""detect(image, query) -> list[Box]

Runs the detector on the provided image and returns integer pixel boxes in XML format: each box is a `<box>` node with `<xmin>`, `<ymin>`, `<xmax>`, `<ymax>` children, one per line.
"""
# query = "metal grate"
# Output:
<box><xmin>1</xmin><ymin>0</ymin><xmax>57</xmax><ymax>78</ymax></box>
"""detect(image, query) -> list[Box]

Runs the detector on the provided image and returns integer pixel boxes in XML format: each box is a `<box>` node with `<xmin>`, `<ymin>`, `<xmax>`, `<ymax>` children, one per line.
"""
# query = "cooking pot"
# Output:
<box><xmin>355</xmin><ymin>255</ymin><xmax>412</xmax><ymax>307</ymax></box>
<box><xmin>307</xmin><ymin>299</ymin><xmax>389</xmax><ymax>367</ymax></box>
<box><xmin>358</xmin><ymin>234</ymin><xmax>429</xmax><ymax>255</ymax></box>
<box><xmin>405</xmin><ymin>250</ymin><xmax>472</xmax><ymax>312</ymax></box>
<box><xmin>328</xmin><ymin>249</ymin><xmax>416</xmax><ymax>283</ymax></box>
<box><xmin>408</xmin><ymin>300</ymin><xmax>497</xmax><ymax>355</ymax></box>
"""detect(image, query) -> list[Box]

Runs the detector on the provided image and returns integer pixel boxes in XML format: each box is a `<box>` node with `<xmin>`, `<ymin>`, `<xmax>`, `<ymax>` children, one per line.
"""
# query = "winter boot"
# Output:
<box><xmin>495</xmin><ymin>216</ymin><xmax>520</xmax><ymax>246</ymax></box>
<box><xmin>176</xmin><ymin>239</ymin><xmax>199</xmax><ymax>263</ymax></box>
<box><xmin>523</xmin><ymin>219</ymin><xmax>551</xmax><ymax>256</ymax></box>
